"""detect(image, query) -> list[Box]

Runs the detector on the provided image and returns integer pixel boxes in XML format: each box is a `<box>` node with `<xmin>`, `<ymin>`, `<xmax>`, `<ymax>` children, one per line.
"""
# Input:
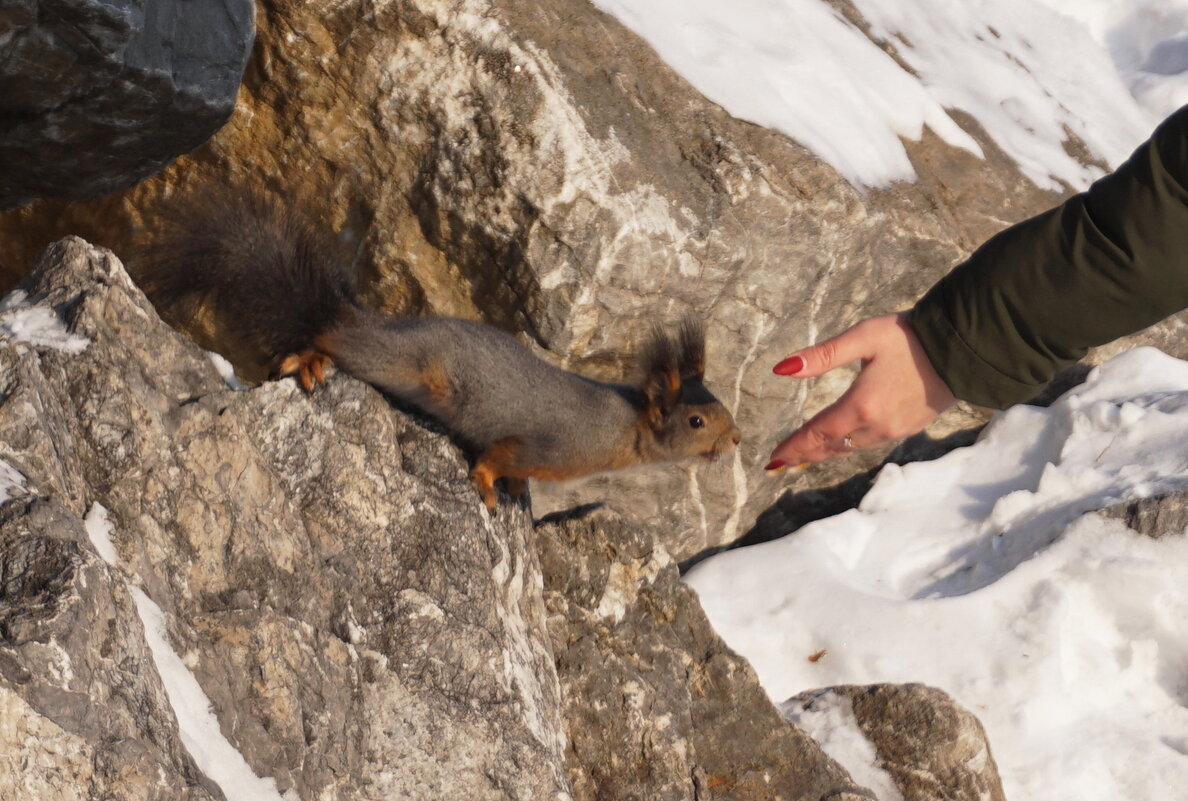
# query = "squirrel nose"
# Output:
<box><xmin>731</xmin><ymin>428</ymin><xmax>742</xmax><ymax>446</ymax></box>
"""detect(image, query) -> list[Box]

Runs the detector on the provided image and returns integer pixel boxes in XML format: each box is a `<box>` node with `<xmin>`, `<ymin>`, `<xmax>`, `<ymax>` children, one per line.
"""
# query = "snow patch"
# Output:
<box><xmin>593</xmin><ymin>0</ymin><xmax>1187</xmax><ymax>188</ymax></box>
<box><xmin>129</xmin><ymin>587</ymin><xmax>289</xmax><ymax>801</ymax></box>
<box><xmin>688</xmin><ymin>348</ymin><xmax>1188</xmax><ymax>801</ymax></box>
<box><xmin>0</xmin><ymin>290</ymin><xmax>89</xmax><ymax>354</ymax></box>
<box><xmin>84</xmin><ymin>503</ymin><xmax>118</xmax><ymax>566</ymax></box>
<box><xmin>782</xmin><ymin>691</ymin><xmax>904</xmax><ymax>801</ymax></box>
<box><xmin>208</xmin><ymin>351</ymin><xmax>249</xmax><ymax>391</ymax></box>
<box><xmin>88</xmin><ymin>508</ymin><xmax>287</xmax><ymax>801</ymax></box>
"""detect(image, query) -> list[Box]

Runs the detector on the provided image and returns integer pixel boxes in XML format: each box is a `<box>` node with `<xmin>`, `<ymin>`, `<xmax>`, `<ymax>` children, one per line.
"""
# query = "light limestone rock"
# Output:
<box><xmin>5</xmin><ymin>0</ymin><xmax>1181</xmax><ymax>562</ymax></box>
<box><xmin>0</xmin><ymin>0</ymin><xmax>1071</xmax><ymax>561</ymax></box>
<box><xmin>0</xmin><ymin>237</ymin><xmax>569</xmax><ymax>801</ymax></box>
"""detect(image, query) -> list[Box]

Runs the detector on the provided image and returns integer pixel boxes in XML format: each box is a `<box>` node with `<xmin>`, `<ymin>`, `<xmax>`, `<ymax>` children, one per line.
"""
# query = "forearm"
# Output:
<box><xmin>910</xmin><ymin>105</ymin><xmax>1188</xmax><ymax>408</ymax></box>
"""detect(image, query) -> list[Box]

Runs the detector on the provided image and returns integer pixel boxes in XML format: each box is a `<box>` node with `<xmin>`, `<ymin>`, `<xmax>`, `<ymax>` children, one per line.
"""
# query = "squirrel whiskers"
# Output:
<box><xmin>135</xmin><ymin>187</ymin><xmax>741</xmax><ymax>510</ymax></box>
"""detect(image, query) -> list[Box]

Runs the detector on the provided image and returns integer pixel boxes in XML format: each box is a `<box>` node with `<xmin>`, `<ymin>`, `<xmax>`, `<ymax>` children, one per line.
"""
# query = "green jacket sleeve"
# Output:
<box><xmin>909</xmin><ymin>104</ymin><xmax>1188</xmax><ymax>409</ymax></box>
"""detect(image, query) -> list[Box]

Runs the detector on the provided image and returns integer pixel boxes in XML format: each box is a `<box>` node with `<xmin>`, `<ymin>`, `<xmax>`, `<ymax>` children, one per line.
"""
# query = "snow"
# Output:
<box><xmin>208</xmin><ymin>351</ymin><xmax>249</xmax><ymax>391</ymax></box>
<box><xmin>783</xmin><ymin>690</ymin><xmax>904</xmax><ymax>801</ymax></box>
<box><xmin>84</xmin><ymin>503</ymin><xmax>288</xmax><ymax>801</ymax></box>
<box><xmin>0</xmin><ymin>290</ymin><xmax>89</xmax><ymax>354</ymax></box>
<box><xmin>83</xmin><ymin>503</ymin><xmax>119</xmax><ymax>566</ymax></box>
<box><xmin>591</xmin><ymin>0</ymin><xmax>1188</xmax><ymax>188</ymax></box>
<box><xmin>687</xmin><ymin>348</ymin><xmax>1188</xmax><ymax>801</ymax></box>
<box><xmin>0</xmin><ymin>459</ymin><xmax>27</xmax><ymax>505</ymax></box>
<box><xmin>129</xmin><ymin>587</ymin><xmax>290</xmax><ymax>801</ymax></box>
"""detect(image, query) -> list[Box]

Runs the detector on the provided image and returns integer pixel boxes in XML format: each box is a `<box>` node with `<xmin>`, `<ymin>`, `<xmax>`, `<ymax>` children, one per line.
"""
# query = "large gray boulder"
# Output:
<box><xmin>0</xmin><ymin>0</ymin><xmax>1066</xmax><ymax>558</ymax></box>
<box><xmin>1</xmin><ymin>236</ymin><xmax>1021</xmax><ymax>800</ymax></box>
<box><xmin>0</xmin><ymin>0</ymin><xmax>254</xmax><ymax>210</ymax></box>
<box><xmin>0</xmin><ymin>238</ymin><xmax>569</xmax><ymax>800</ymax></box>
<box><xmin>0</xmin><ymin>236</ymin><xmax>1017</xmax><ymax>800</ymax></box>
<box><xmin>5</xmin><ymin>0</ymin><xmax>1184</xmax><ymax>560</ymax></box>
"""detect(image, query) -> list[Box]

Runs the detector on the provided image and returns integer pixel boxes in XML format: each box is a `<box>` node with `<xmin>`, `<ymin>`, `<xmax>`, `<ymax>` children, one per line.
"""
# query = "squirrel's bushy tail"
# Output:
<box><xmin>135</xmin><ymin>187</ymin><xmax>358</xmax><ymax>366</ymax></box>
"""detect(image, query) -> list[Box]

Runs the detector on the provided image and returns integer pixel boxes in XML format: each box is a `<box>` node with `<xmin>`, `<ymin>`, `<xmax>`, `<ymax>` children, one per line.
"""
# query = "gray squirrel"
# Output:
<box><xmin>135</xmin><ymin>188</ymin><xmax>741</xmax><ymax>510</ymax></box>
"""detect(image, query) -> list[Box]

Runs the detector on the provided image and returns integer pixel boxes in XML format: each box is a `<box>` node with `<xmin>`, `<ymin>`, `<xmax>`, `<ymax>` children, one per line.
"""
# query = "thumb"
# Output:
<box><xmin>772</xmin><ymin>321</ymin><xmax>877</xmax><ymax>378</ymax></box>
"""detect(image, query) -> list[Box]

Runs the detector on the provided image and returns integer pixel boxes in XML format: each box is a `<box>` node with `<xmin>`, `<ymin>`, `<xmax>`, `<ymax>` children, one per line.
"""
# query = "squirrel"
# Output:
<box><xmin>134</xmin><ymin>188</ymin><xmax>742</xmax><ymax>510</ymax></box>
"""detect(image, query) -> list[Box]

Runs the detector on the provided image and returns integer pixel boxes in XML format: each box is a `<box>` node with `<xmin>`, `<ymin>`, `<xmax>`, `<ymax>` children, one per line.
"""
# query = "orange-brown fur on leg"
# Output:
<box><xmin>470</xmin><ymin>461</ymin><xmax>500</xmax><ymax>511</ymax></box>
<box><xmin>276</xmin><ymin>349</ymin><xmax>334</xmax><ymax>392</ymax></box>
<box><xmin>471</xmin><ymin>437</ymin><xmax>525</xmax><ymax>511</ymax></box>
<box><xmin>418</xmin><ymin>362</ymin><xmax>455</xmax><ymax>410</ymax></box>
<box><xmin>471</xmin><ymin>437</ymin><xmax>623</xmax><ymax>511</ymax></box>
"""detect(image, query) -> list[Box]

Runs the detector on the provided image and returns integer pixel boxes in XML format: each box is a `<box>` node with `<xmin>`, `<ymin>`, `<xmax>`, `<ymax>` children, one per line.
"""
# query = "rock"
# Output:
<box><xmin>0</xmin><ymin>0</ymin><xmax>1050</xmax><ymax>560</ymax></box>
<box><xmin>1</xmin><ymin>238</ymin><xmax>569</xmax><ymax>800</ymax></box>
<box><xmin>4</xmin><ymin>0</ymin><xmax>1182</xmax><ymax>562</ymax></box>
<box><xmin>1098</xmin><ymin>489</ymin><xmax>1188</xmax><ymax>538</ymax></box>
<box><xmin>786</xmin><ymin>684</ymin><xmax>1006</xmax><ymax>801</ymax></box>
<box><xmin>2</xmin><ymin>236</ymin><xmax>911</xmax><ymax>800</ymax></box>
<box><xmin>0</xmin><ymin>0</ymin><xmax>254</xmax><ymax>210</ymax></box>
<box><xmin>536</xmin><ymin>505</ymin><xmax>874</xmax><ymax>801</ymax></box>
<box><xmin>0</xmin><ymin>497</ymin><xmax>217</xmax><ymax>801</ymax></box>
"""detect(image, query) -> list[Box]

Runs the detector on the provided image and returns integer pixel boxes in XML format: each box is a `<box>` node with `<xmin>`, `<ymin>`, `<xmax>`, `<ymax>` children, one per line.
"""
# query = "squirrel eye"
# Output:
<box><xmin>689</xmin><ymin>415</ymin><xmax>705</xmax><ymax>429</ymax></box>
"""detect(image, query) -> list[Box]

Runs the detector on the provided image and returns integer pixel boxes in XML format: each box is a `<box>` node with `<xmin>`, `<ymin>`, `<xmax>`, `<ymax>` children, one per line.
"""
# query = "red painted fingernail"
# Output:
<box><xmin>773</xmin><ymin>356</ymin><xmax>805</xmax><ymax>375</ymax></box>
<box><xmin>764</xmin><ymin>459</ymin><xmax>787</xmax><ymax>471</ymax></box>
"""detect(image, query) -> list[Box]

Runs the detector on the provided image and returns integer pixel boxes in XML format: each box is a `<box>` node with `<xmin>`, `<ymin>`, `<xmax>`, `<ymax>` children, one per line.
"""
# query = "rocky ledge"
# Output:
<box><xmin>0</xmin><ymin>237</ymin><xmax>1008</xmax><ymax>800</ymax></box>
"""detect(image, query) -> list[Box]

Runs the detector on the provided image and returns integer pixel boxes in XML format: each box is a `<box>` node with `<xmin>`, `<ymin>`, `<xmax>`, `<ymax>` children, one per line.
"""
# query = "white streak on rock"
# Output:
<box><xmin>0</xmin><ymin>460</ymin><xmax>27</xmax><ymax>505</ymax></box>
<box><xmin>83</xmin><ymin>503</ymin><xmax>118</xmax><ymax>566</ymax></box>
<box><xmin>129</xmin><ymin>587</ymin><xmax>288</xmax><ymax>801</ymax></box>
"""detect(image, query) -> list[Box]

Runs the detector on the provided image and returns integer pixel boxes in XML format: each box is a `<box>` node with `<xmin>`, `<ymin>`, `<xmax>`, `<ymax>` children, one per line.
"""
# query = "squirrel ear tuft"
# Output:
<box><xmin>640</xmin><ymin>326</ymin><xmax>683</xmax><ymax>424</ymax></box>
<box><xmin>676</xmin><ymin>316</ymin><xmax>706</xmax><ymax>380</ymax></box>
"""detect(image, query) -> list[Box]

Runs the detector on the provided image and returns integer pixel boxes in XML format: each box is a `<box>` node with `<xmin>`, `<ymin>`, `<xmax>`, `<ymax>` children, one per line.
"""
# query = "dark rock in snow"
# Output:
<box><xmin>1098</xmin><ymin>489</ymin><xmax>1188</xmax><ymax>539</ymax></box>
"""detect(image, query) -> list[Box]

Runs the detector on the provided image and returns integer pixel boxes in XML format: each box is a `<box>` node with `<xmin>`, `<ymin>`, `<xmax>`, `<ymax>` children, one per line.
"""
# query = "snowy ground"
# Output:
<box><xmin>589</xmin><ymin>1</ymin><xmax>1188</xmax><ymax>799</ymax></box>
<box><xmin>687</xmin><ymin>350</ymin><xmax>1188</xmax><ymax>800</ymax></box>
<box><xmin>592</xmin><ymin>0</ymin><xmax>1188</xmax><ymax>188</ymax></box>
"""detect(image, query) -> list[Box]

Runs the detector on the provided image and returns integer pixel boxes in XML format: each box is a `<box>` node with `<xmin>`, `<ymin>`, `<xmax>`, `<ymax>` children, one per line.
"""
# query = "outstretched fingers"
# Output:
<box><xmin>766</xmin><ymin>388</ymin><xmax>881</xmax><ymax>467</ymax></box>
<box><xmin>766</xmin><ymin>314</ymin><xmax>957</xmax><ymax>469</ymax></box>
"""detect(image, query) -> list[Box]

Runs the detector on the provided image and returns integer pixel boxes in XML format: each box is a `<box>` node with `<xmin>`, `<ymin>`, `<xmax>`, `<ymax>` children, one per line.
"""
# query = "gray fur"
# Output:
<box><xmin>325</xmin><ymin>311</ymin><xmax>741</xmax><ymax>475</ymax></box>
<box><xmin>328</xmin><ymin>314</ymin><xmax>644</xmax><ymax>467</ymax></box>
<box><xmin>139</xmin><ymin>186</ymin><xmax>740</xmax><ymax>485</ymax></box>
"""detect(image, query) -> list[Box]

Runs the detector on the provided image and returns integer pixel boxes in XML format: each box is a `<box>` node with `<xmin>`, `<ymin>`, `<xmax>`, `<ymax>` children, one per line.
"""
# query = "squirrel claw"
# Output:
<box><xmin>277</xmin><ymin>350</ymin><xmax>333</xmax><ymax>393</ymax></box>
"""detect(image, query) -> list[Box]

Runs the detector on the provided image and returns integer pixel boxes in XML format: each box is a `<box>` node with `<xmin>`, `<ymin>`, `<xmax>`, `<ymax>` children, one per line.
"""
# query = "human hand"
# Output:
<box><xmin>765</xmin><ymin>313</ymin><xmax>957</xmax><ymax>468</ymax></box>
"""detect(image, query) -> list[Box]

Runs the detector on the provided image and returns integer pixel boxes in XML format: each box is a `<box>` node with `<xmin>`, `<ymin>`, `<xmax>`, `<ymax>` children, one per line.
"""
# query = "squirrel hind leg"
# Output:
<box><xmin>275</xmin><ymin>349</ymin><xmax>334</xmax><ymax>392</ymax></box>
<box><xmin>470</xmin><ymin>437</ymin><xmax>527</xmax><ymax>512</ymax></box>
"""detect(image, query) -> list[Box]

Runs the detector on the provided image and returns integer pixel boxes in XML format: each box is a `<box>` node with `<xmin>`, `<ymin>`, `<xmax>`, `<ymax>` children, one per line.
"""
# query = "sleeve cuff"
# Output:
<box><xmin>908</xmin><ymin>294</ymin><xmax>1047</xmax><ymax>410</ymax></box>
